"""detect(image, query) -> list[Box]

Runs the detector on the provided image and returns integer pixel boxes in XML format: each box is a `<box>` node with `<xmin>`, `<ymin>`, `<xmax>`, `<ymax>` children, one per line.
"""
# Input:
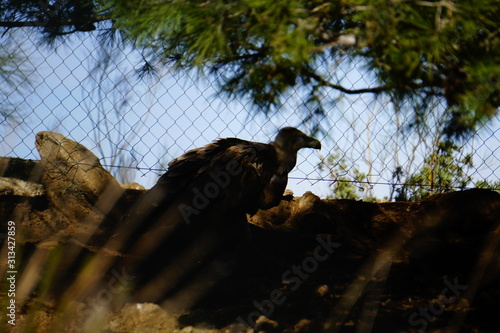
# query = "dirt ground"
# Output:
<box><xmin>2</xmin><ymin>179</ymin><xmax>500</xmax><ymax>332</ymax></box>
<box><xmin>175</xmin><ymin>189</ymin><xmax>500</xmax><ymax>332</ymax></box>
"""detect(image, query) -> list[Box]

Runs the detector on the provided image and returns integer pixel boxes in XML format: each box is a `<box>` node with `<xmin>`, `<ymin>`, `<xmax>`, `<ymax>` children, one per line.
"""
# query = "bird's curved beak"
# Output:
<box><xmin>304</xmin><ymin>136</ymin><xmax>321</xmax><ymax>150</ymax></box>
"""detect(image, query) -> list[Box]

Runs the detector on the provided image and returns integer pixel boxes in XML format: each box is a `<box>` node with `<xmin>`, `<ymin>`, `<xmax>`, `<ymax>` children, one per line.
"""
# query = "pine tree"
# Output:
<box><xmin>1</xmin><ymin>0</ymin><xmax>499</xmax><ymax>137</ymax></box>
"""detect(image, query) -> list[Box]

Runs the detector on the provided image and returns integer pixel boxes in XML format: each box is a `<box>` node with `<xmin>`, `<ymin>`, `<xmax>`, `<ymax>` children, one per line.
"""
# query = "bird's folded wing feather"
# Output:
<box><xmin>151</xmin><ymin>138</ymin><xmax>278</xmax><ymax>215</ymax></box>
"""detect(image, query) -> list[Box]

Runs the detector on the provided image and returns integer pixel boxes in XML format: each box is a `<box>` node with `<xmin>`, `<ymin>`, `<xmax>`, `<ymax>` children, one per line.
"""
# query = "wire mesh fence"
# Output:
<box><xmin>2</xmin><ymin>5</ymin><xmax>500</xmax><ymax>333</ymax></box>
<box><xmin>1</xmin><ymin>29</ymin><xmax>499</xmax><ymax>200</ymax></box>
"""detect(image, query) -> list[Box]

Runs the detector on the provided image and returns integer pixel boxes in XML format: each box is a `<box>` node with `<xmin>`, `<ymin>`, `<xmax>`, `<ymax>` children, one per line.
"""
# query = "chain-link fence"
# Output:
<box><xmin>1</xmin><ymin>29</ymin><xmax>499</xmax><ymax>200</ymax></box>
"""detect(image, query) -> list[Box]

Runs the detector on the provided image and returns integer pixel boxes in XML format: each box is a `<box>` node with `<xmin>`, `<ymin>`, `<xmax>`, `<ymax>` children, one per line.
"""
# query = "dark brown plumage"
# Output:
<box><xmin>152</xmin><ymin>127</ymin><xmax>321</xmax><ymax>221</ymax></box>
<box><xmin>117</xmin><ymin>127</ymin><xmax>321</xmax><ymax>303</ymax></box>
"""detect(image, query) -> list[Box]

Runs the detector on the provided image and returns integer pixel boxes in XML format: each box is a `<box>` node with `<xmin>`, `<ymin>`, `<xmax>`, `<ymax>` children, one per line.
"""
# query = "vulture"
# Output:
<box><xmin>117</xmin><ymin>127</ymin><xmax>321</xmax><ymax>304</ymax></box>
<box><xmin>154</xmin><ymin>126</ymin><xmax>321</xmax><ymax>221</ymax></box>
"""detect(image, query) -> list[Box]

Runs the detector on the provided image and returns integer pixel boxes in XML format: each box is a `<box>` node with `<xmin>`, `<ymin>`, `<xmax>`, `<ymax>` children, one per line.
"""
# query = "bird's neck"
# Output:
<box><xmin>271</xmin><ymin>143</ymin><xmax>298</xmax><ymax>174</ymax></box>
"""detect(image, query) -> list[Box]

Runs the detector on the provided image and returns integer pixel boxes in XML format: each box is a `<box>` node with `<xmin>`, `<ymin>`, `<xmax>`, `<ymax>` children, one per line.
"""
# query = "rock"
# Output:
<box><xmin>177</xmin><ymin>326</ymin><xmax>233</xmax><ymax>333</ymax></box>
<box><xmin>249</xmin><ymin>189</ymin><xmax>500</xmax><ymax>273</ymax></box>
<box><xmin>0</xmin><ymin>156</ymin><xmax>42</xmax><ymax>181</ymax></box>
<box><xmin>315</xmin><ymin>284</ymin><xmax>330</xmax><ymax>297</ymax></box>
<box><xmin>404</xmin><ymin>189</ymin><xmax>500</xmax><ymax>274</ymax></box>
<box><xmin>107</xmin><ymin>303</ymin><xmax>179</xmax><ymax>332</ymax></box>
<box><xmin>254</xmin><ymin>315</ymin><xmax>279</xmax><ymax>332</ymax></box>
<box><xmin>224</xmin><ymin>323</ymin><xmax>253</xmax><ymax>333</ymax></box>
<box><xmin>121</xmin><ymin>182</ymin><xmax>146</xmax><ymax>190</ymax></box>
<box><xmin>178</xmin><ymin>327</ymin><xmax>195</xmax><ymax>333</ymax></box>
<box><xmin>2</xmin><ymin>177</ymin><xmax>500</xmax><ymax>332</ymax></box>
<box><xmin>0</xmin><ymin>177</ymin><xmax>64</xmax><ymax>244</ymax></box>
<box><xmin>0</xmin><ymin>177</ymin><xmax>44</xmax><ymax>196</ymax></box>
<box><xmin>249</xmin><ymin>191</ymin><xmax>330</xmax><ymax>232</ymax></box>
<box><xmin>35</xmin><ymin>131</ymin><xmax>124</xmax><ymax>224</ymax></box>
<box><xmin>293</xmin><ymin>319</ymin><xmax>314</xmax><ymax>333</ymax></box>
<box><xmin>287</xmin><ymin>191</ymin><xmax>328</xmax><ymax>230</ymax></box>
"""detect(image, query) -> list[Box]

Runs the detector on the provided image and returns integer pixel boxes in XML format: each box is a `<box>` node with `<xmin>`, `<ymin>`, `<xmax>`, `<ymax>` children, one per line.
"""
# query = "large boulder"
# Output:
<box><xmin>35</xmin><ymin>131</ymin><xmax>124</xmax><ymax>237</ymax></box>
<box><xmin>0</xmin><ymin>158</ymin><xmax>58</xmax><ymax>243</ymax></box>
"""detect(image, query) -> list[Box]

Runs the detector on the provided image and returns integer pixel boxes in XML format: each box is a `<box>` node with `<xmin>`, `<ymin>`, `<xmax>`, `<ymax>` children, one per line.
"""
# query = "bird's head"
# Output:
<box><xmin>273</xmin><ymin>127</ymin><xmax>322</xmax><ymax>152</ymax></box>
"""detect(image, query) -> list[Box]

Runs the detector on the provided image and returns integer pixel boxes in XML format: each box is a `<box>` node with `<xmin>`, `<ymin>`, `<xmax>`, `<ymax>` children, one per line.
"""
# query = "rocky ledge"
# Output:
<box><xmin>1</xmin><ymin>132</ymin><xmax>499</xmax><ymax>332</ymax></box>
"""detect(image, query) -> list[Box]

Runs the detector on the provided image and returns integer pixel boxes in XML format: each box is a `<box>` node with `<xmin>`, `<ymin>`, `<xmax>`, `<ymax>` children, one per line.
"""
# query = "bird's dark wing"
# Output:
<box><xmin>114</xmin><ymin>138</ymin><xmax>279</xmax><ymax>298</ymax></box>
<box><xmin>152</xmin><ymin>137</ymin><xmax>279</xmax><ymax>219</ymax></box>
<box><xmin>259</xmin><ymin>172</ymin><xmax>289</xmax><ymax>210</ymax></box>
<box><xmin>116</xmin><ymin>137</ymin><xmax>278</xmax><ymax>264</ymax></box>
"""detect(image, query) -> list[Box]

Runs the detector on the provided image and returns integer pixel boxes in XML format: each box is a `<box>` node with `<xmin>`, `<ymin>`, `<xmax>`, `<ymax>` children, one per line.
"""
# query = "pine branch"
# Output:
<box><xmin>303</xmin><ymin>68</ymin><xmax>387</xmax><ymax>95</ymax></box>
<box><xmin>0</xmin><ymin>15</ymin><xmax>110</xmax><ymax>30</ymax></box>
